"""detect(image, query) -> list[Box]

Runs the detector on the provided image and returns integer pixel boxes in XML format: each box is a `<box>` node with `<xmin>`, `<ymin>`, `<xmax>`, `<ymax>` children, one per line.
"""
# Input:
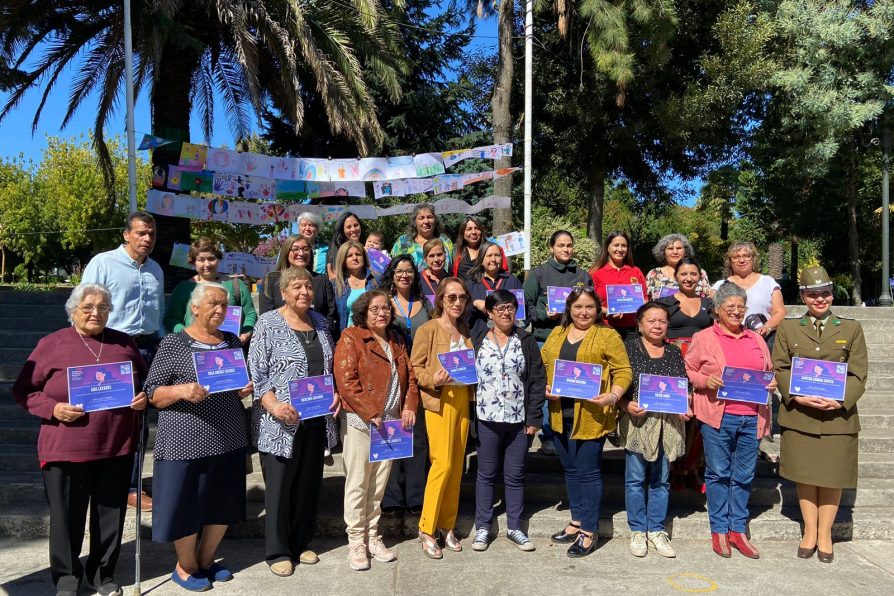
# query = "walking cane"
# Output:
<box><xmin>133</xmin><ymin>409</ymin><xmax>147</xmax><ymax>596</ymax></box>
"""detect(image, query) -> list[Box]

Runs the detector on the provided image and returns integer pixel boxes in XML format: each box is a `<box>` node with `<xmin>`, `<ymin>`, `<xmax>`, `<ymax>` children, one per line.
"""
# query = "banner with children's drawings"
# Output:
<box><xmin>147</xmin><ymin>189</ymin><xmax>511</xmax><ymax>224</ymax></box>
<box><xmin>170</xmin><ymin>141</ymin><xmax>513</xmax><ymax>182</ymax></box>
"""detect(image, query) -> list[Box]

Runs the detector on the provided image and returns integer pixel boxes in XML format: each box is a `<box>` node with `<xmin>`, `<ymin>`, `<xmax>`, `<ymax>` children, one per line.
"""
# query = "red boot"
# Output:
<box><xmin>711</xmin><ymin>532</ymin><xmax>731</xmax><ymax>558</ymax></box>
<box><xmin>729</xmin><ymin>531</ymin><xmax>760</xmax><ymax>559</ymax></box>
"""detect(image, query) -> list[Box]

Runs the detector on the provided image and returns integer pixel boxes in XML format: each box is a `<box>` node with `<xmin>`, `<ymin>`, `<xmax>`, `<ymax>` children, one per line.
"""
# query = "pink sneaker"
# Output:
<box><xmin>368</xmin><ymin>536</ymin><xmax>396</xmax><ymax>562</ymax></box>
<box><xmin>348</xmin><ymin>543</ymin><xmax>369</xmax><ymax>570</ymax></box>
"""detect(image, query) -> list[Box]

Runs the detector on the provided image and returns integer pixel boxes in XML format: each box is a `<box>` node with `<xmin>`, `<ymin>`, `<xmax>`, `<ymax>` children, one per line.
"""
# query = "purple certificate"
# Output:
<box><xmin>486</xmin><ymin>288</ymin><xmax>526</xmax><ymax>320</ymax></box>
<box><xmin>547</xmin><ymin>286</ymin><xmax>573</xmax><ymax>313</ymax></box>
<box><xmin>193</xmin><ymin>348</ymin><xmax>250</xmax><ymax>394</ymax></box>
<box><xmin>551</xmin><ymin>359</ymin><xmax>603</xmax><ymax>399</ymax></box>
<box><xmin>637</xmin><ymin>374</ymin><xmax>689</xmax><ymax>415</ymax></box>
<box><xmin>219</xmin><ymin>306</ymin><xmax>242</xmax><ymax>336</ymax></box>
<box><xmin>606</xmin><ymin>284</ymin><xmax>645</xmax><ymax>314</ymax></box>
<box><xmin>423</xmin><ymin>293</ymin><xmax>436</xmax><ymax>308</ymax></box>
<box><xmin>367</xmin><ymin>248</ymin><xmax>391</xmax><ymax>276</ymax></box>
<box><xmin>288</xmin><ymin>374</ymin><xmax>335</xmax><ymax>420</ymax></box>
<box><xmin>790</xmin><ymin>357</ymin><xmax>848</xmax><ymax>401</ymax></box>
<box><xmin>719</xmin><ymin>366</ymin><xmax>774</xmax><ymax>405</ymax></box>
<box><xmin>67</xmin><ymin>361</ymin><xmax>135</xmax><ymax>412</ymax></box>
<box><xmin>438</xmin><ymin>349</ymin><xmax>478</xmax><ymax>385</ymax></box>
<box><xmin>369</xmin><ymin>420</ymin><xmax>414</xmax><ymax>462</ymax></box>
<box><xmin>658</xmin><ymin>286</ymin><xmax>678</xmax><ymax>298</ymax></box>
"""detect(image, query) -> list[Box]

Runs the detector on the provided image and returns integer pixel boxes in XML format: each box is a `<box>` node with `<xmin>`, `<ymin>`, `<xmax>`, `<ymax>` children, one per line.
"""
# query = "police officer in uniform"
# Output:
<box><xmin>773</xmin><ymin>266</ymin><xmax>868</xmax><ymax>563</ymax></box>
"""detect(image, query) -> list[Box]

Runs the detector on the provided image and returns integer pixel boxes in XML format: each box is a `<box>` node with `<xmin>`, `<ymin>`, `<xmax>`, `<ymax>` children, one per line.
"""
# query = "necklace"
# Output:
<box><xmin>76</xmin><ymin>328</ymin><xmax>104</xmax><ymax>362</ymax></box>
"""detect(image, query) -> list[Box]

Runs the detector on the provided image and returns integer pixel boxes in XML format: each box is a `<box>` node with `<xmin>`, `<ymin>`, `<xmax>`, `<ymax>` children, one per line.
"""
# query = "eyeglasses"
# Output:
<box><xmin>492</xmin><ymin>304</ymin><xmax>517</xmax><ymax>314</ymax></box>
<box><xmin>290</xmin><ymin>247</ymin><xmax>312</xmax><ymax>254</ymax></box>
<box><xmin>721</xmin><ymin>305</ymin><xmax>746</xmax><ymax>313</ymax></box>
<box><xmin>731</xmin><ymin>254</ymin><xmax>753</xmax><ymax>262</ymax></box>
<box><xmin>444</xmin><ymin>294</ymin><xmax>469</xmax><ymax>304</ymax></box>
<box><xmin>79</xmin><ymin>305</ymin><xmax>111</xmax><ymax>314</ymax></box>
<box><xmin>393</xmin><ymin>269</ymin><xmax>415</xmax><ymax>278</ymax></box>
<box><xmin>369</xmin><ymin>306</ymin><xmax>392</xmax><ymax>315</ymax></box>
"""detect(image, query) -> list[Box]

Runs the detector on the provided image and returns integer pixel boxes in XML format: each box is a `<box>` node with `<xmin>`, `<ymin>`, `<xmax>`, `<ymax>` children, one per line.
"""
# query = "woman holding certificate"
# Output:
<box><xmin>684</xmin><ymin>282</ymin><xmax>776</xmax><ymax>560</ymax></box>
<box><xmin>13</xmin><ymin>283</ymin><xmax>148</xmax><ymax>596</ymax></box>
<box><xmin>618</xmin><ymin>301</ymin><xmax>689</xmax><ymax>559</ymax></box>
<box><xmin>334</xmin><ymin>290</ymin><xmax>419</xmax><ymax>570</ymax></box>
<box><xmin>541</xmin><ymin>287</ymin><xmax>633</xmax><ymax>558</ymax></box>
<box><xmin>773</xmin><ymin>266</ymin><xmax>868</xmax><ymax>563</ymax></box>
<box><xmin>249</xmin><ymin>267</ymin><xmax>337</xmax><ymax>577</ymax></box>
<box><xmin>144</xmin><ymin>283</ymin><xmax>253</xmax><ymax>591</ymax></box>
<box><xmin>470</xmin><ymin>290</ymin><xmax>546</xmax><ymax>552</ymax></box>
<box><xmin>164</xmin><ymin>237</ymin><xmax>257</xmax><ymax>345</ymax></box>
<box><xmin>411</xmin><ymin>277</ymin><xmax>474</xmax><ymax>559</ymax></box>
<box><xmin>590</xmin><ymin>230</ymin><xmax>647</xmax><ymax>341</ymax></box>
<box><xmin>467</xmin><ymin>242</ymin><xmax>524</xmax><ymax>337</ymax></box>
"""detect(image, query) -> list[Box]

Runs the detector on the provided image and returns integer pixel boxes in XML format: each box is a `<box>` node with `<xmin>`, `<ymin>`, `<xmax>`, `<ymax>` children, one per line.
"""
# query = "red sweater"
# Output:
<box><xmin>13</xmin><ymin>327</ymin><xmax>148</xmax><ymax>463</ymax></box>
<box><xmin>591</xmin><ymin>263</ymin><xmax>647</xmax><ymax>329</ymax></box>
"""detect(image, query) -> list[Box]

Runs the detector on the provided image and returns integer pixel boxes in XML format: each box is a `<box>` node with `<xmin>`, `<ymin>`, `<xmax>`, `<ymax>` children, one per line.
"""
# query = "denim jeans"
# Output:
<box><xmin>624</xmin><ymin>445</ymin><xmax>670</xmax><ymax>532</ymax></box>
<box><xmin>700</xmin><ymin>414</ymin><xmax>759</xmax><ymax>534</ymax></box>
<box><xmin>553</xmin><ymin>416</ymin><xmax>605</xmax><ymax>534</ymax></box>
<box><xmin>475</xmin><ymin>420</ymin><xmax>528</xmax><ymax>531</ymax></box>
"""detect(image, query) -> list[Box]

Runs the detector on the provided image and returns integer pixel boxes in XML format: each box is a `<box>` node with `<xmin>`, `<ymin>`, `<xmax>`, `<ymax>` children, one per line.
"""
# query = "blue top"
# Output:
<box><xmin>81</xmin><ymin>246</ymin><xmax>165</xmax><ymax>337</ymax></box>
<box><xmin>345</xmin><ymin>288</ymin><xmax>366</xmax><ymax>327</ymax></box>
<box><xmin>313</xmin><ymin>243</ymin><xmax>329</xmax><ymax>276</ymax></box>
<box><xmin>331</xmin><ymin>272</ymin><xmax>377</xmax><ymax>331</ymax></box>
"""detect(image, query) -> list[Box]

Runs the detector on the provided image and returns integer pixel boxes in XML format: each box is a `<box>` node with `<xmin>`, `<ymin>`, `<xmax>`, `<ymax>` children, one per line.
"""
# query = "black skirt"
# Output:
<box><xmin>151</xmin><ymin>448</ymin><xmax>246</xmax><ymax>543</ymax></box>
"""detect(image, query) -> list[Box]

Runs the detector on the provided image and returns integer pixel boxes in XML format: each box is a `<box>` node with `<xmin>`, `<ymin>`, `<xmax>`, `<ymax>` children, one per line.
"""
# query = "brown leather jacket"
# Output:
<box><xmin>334</xmin><ymin>326</ymin><xmax>419</xmax><ymax>422</ymax></box>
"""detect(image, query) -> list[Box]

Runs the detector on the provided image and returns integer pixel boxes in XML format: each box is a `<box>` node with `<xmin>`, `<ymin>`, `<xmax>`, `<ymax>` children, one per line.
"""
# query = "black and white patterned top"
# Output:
<box><xmin>475</xmin><ymin>334</ymin><xmax>526</xmax><ymax>423</ymax></box>
<box><xmin>248</xmin><ymin>309</ymin><xmax>334</xmax><ymax>458</ymax></box>
<box><xmin>144</xmin><ymin>331</ymin><xmax>248</xmax><ymax>461</ymax></box>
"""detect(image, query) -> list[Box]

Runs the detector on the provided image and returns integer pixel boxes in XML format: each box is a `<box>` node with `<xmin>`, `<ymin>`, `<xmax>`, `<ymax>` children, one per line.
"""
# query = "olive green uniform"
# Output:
<box><xmin>773</xmin><ymin>312</ymin><xmax>868</xmax><ymax>488</ymax></box>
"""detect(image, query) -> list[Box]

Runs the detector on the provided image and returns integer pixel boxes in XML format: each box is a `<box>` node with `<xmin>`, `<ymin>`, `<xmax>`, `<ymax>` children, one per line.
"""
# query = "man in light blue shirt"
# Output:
<box><xmin>81</xmin><ymin>211</ymin><xmax>164</xmax><ymax>511</ymax></box>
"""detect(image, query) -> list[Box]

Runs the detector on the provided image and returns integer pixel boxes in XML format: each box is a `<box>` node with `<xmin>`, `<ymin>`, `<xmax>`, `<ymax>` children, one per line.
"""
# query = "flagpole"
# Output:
<box><xmin>523</xmin><ymin>0</ymin><xmax>533</xmax><ymax>271</ymax></box>
<box><xmin>123</xmin><ymin>0</ymin><xmax>138</xmax><ymax>214</ymax></box>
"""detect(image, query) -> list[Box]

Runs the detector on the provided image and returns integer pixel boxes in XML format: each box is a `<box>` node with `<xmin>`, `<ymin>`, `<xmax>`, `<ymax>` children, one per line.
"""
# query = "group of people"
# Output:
<box><xmin>12</xmin><ymin>207</ymin><xmax>868</xmax><ymax>596</ymax></box>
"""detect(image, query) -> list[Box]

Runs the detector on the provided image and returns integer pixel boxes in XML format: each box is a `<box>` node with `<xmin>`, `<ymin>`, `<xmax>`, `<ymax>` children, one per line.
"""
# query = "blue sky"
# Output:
<box><xmin>0</xmin><ymin>12</ymin><xmax>500</xmax><ymax>163</ymax></box>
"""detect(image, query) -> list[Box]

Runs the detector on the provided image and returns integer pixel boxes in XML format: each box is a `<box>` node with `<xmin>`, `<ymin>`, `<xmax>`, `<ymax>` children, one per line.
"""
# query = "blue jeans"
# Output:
<box><xmin>475</xmin><ymin>420</ymin><xmax>528</xmax><ymax>531</ymax></box>
<box><xmin>700</xmin><ymin>414</ymin><xmax>759</xmax><ymax>534</ymax></box>
<box><xmin>624</xmin><ymin>446</ymin><xmax>670</xmax><ymax>532</ymax></box>
<box><xmin>553</xmin><ymin>417</ymin><xmax>605</xmax><ymax>534</ymax></box>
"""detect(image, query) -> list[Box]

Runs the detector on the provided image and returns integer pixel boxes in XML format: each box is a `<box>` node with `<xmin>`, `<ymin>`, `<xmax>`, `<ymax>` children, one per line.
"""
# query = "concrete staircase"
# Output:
<box><xmin>1</xmin><ymin>292</ymin><xmax>892</xmax><ymax>542</ymax></box>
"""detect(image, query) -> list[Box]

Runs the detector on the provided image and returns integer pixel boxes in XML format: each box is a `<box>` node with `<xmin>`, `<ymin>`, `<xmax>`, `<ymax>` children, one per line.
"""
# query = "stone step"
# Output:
<box><xmin>2</xmin><ymin>498</ymin><xmax>892</xmax><ymax>542</ymax></box>
<box><xmin>858</xmin><ymin>408</ymin><xmax>894</xmax><ymax>430</ymax></box>
<box><xmin>0</xmin><ymin>419</ymin><xmax>157</xmax><ymax>448</ymax></box>
<box><xmin>0</xmin><ymin>348</ymin><xmax>33</xmax><ymax>369</ymax></box>
<box><xmin>867</xmin><ymin>344</ymin><xmax>894</xmax><ymax>359</ymax></box>
<box><xmin>854</xmin><ymin>429</ymin><xmax>894</xmax><ymax>453</ymax></box>
<box><xmin>864</xmin><ymin>376</ymin><xmax>894</xmax><ymax>392</ymax></box>
<box><xmin>0</xmin><ymin>289</ymin><xmax>71</xmax><ymax>305</ymax></box>
<box><xmin>0</xmin><ymin>331</ymin><xmax>58</xmax><ymax>349</ymax></box>
<box><xmin>0</xmin><ymin>317</ymin><xmax>69</xmax><ymax>332</ymax></box>
<box><xmin>0</xmin><ymin>304</ymin><xmax>69</xmax><ymax>319</ymax></box>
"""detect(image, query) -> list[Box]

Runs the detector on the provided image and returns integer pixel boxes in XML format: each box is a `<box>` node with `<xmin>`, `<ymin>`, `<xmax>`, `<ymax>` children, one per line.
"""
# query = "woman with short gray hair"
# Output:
<box><xmin>144</xmin><ymin>282</ymin><xmax>253</xmax><ymax>590</ymax></box>
<box><xmin>645</xmin><ymin>234</ymin><xmax>712</xmax><ymax>300</ymax></box>
<box><xmin>14</xmin><ymin>283</ymin><xmax>148</xmax><ymax>596</ymax></box>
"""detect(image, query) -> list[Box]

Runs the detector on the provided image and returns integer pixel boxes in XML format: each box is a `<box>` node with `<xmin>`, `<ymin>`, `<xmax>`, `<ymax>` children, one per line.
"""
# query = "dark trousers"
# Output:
<box><xmin>382</xmin><ymin>408</ymin><xmax>429</xmax><ymax>509</ymax></box>
<box><xmin>42</xmin><ymin>455</ymin><xmax>132</xmax><ymax>592</ymax></box>
<box><xmin>554</xmin><ymin>416</ymin><xmax>606</xmax><ymax>534</ymax></box>
<box><xmin>475</xmin><ymin>420</ymin><xmax>528</xmax><ymax>531</ymax></box>
<box><xmin>260</xmin><ymin>420</ymin><xmax>325</xmax><ymax>564</ymax></box>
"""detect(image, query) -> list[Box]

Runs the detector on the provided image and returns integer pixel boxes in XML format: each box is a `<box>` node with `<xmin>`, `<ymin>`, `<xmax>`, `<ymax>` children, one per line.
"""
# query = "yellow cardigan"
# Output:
<box><xmin>542</xmin><ymin>325</ymin><xmax>633</xmax><ymax>440</ymax></box>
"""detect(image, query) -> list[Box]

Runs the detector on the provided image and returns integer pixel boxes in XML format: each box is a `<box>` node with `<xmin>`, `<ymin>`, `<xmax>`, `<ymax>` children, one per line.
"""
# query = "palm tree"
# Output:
<box><xmin>0</xmin><ymin>0</ymin><xmax>405</xmax><ymax>282</ymax></box>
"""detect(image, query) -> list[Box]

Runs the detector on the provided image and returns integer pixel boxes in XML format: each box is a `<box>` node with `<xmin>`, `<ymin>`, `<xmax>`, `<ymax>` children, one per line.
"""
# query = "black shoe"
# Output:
<box><xmin>550</xmin><ymin>523</ymin><xmax>581</xmax><ymax>544</ymax></box>
<box><xmin>567</xmin><ymin>532</ymin><xmax>597</xmax><ymax>558</ymax></box>
<box><xmin>407</xmin><ymin>505</ymin><xmax>423</xmax><ymax>516</ymax></box>
<box><xmin>381</xmin><ymin>506</ymin><xmax>403</xmax><ymax>518</ymax></box>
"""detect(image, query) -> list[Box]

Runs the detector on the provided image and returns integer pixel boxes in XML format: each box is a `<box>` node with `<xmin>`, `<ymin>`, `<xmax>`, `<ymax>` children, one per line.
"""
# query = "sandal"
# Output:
<box><xmin>419</xmin><ymin>530</ymin><xmax>443</xmax><ymax>560</ymax></box>
<box><xmin>551</xmin><ymin>522</ymin><xmax>581</xmax><ymax>544</ymax></box>
<box><xmin>438</xmin><ymin>528</ymin><xmax>462</xmax><ymax>552</ymax></box>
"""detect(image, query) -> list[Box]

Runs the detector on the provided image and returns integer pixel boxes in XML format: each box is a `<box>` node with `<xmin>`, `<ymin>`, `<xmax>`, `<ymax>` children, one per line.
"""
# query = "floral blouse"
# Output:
<box><xmin>475</xmin><ymin>334</ymin><xmax>526</xmax><ymax>423</ymax></box>
<box><xmin>618</xmin><ymin>336</ymin><xmax>688</xmax><ymax>462</ymax></box>
<box><xmin>645</xmin><ymin>267</ymin><xmax>712</xmax><ymax>301</ymax></box>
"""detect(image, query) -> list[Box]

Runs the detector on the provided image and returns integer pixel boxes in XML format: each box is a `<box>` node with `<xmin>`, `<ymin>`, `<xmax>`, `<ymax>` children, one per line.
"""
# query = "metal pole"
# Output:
<box><xmin>880</xmin><ymin>126</ymin><xmax>893</xmax><ymax>306</ymax></box>
<box><xmin>523</xmin><ymin>0</ymin><xmax>533</xmax><ymax>271</ymax></box>
<box><xmin>123</xmin><ymin>0</ymin><xmax>138</xmax><ymax>214</ymax></box>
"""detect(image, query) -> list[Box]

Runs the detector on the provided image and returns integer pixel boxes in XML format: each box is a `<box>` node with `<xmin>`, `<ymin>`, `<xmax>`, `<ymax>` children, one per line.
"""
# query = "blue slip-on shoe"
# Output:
<box><xmin>204</xmin><ymin>562</ymin><xmax>234</xmax><ymax>582</ymax></box>
<box><xmin>170</xmin><ymin>569</ymin><xmax>212</xmax><ymax>592</ymax></box>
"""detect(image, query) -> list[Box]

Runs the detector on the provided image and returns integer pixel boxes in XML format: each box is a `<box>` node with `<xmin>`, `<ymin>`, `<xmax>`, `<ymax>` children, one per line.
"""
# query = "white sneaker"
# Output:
<box><xmin>348</xmin><ymin>543</ymin><xmax>370</xmax><ymax>570</ymax></box>
<box><xmin>648</xmin><ymin>531</ymin><xmax>676</xmax><ymax>558</ymax></box>
<box><xmin>368</xmin><ymin>535</ymin><xmax>396</xmax><ymax>562</ymax></box>
<box><xmin>472</xmin><ymin>527</ymin><xmax>490</xmax><ymax>551</ymax></box>
<box><xmin>629</xmin><ymin>531</ymin><xmax>648</xmax><ymax>557</ymax></box>
<box><xmin>507</xmin><ymin>529</ymin><xmax>536</xmax><ymax>552</ymax></box>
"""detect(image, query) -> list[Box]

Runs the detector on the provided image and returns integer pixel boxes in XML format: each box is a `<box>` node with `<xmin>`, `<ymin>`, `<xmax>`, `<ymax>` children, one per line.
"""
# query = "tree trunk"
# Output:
<box><xmin>587</xmin><ymin>163</ymin><xmax>606</xmax><ymax>249</ymax></box>
<box><xmin>847</xmin><ymin>145</ymin><xmax>862</xmax><ymax>305</ymax></box>
<box><xmin>767</xmin><ymin>242</ymin><xmax>783</xmax><ymax>280</ymax></box>
<box><xmin>150</xmin><ymin>44</ymin><xmax>202</xmax><ymax>292</ymax></box>
<box><xmin>790</xmin><ymin>237</ymin><xmax>798</xmax><ymax>287</ymax></box>
<box><xmin>490</xmin><ymin>0</ymin><xmax>514</xmax><ymax>236</ymax></box>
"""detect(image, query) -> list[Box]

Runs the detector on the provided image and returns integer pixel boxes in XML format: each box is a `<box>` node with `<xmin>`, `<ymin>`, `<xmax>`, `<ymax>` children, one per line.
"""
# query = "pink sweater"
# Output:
<box><xmin>684</xmin><ymin>324</ymin><xmax>772</xmax><ymax>438</ymax></box>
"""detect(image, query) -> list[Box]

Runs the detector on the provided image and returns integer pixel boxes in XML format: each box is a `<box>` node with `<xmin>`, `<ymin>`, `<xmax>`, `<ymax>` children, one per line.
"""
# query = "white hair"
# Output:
<box><xmin>65</xmin><ymin>283</ymin><xmax>113</xmax><ymax>324</ymax></box>
<box><xmin>189</xmin><ymin>282</ymin><xmax>229</xmax><ymax>309</ymax></box>
<box><xmin>297</xmin><ymin>212</ymin><xmax>323</xmax><ymax>230</ymax></box>
<box><xmin>714</xmin><ymin>281</ymin><xmax>747</xmax><ymax>308</ymax></box>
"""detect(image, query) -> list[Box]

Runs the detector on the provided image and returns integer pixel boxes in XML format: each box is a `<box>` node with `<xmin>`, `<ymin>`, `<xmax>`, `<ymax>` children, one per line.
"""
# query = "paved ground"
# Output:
<box><xmin>2</xmin><ymin>536</ymin><xmax>893</xmax><ymax>595</ymax></box>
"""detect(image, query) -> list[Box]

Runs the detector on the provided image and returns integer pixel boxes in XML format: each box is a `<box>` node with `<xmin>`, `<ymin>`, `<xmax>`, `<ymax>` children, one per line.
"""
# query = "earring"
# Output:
<box><xmin>487</xmin><ymin>320</ymin><xmax>495</xmax><ymax>329</ymax></box>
